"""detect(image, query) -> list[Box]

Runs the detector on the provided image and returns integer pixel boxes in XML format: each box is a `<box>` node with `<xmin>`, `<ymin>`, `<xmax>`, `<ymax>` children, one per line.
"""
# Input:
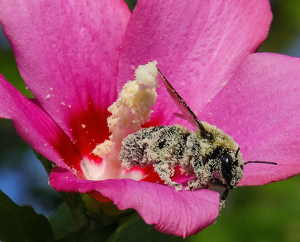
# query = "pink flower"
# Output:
<box><xmin>1</xmin><ymin>0</ymin><xmax>300</xmax><ymax>238</ymax></box>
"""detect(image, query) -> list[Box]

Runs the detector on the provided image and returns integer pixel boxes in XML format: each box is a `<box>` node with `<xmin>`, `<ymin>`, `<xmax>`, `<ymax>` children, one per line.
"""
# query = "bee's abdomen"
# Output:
<box><xmin>119</xmin><ymin>125</ymin><xmax>202</xmax><ymax>172</ymax></box>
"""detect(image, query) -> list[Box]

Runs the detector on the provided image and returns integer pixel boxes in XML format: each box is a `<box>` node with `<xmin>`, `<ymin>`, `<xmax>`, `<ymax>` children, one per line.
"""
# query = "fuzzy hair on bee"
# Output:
<box><xmin>119</xmin><ymin>67</ymin><xmax>276</xmax><ymax>207</ymax></box>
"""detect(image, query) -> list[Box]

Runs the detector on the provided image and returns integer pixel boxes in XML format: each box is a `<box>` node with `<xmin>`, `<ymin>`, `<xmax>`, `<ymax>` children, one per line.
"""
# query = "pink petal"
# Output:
<box><xmin>0</xmin><ymin>75</ymin><xmax>82</xmax><ymax>171</ymax></box>
<box><xmin>118</xmin><ymin>0</ymin><xmax>272</xmax><ymax>127</ymax></box>
<box><xmin>0</xmin><ymin>0</ymin><xmax>130</xmax><ymax>150</ymax></box>
<box><xmin>200</xmin><ymin>53</ymin><xmax>300</xmax><ymax>186</ymax></box>
<box><xmin>50</xmin><ymin>167</ymin><xmax>220</xmax><ymax>237</ymax></box>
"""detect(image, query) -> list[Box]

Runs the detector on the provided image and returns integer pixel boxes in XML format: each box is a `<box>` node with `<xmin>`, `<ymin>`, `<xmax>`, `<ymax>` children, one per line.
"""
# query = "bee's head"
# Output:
<box><xmin>208</xmin><ymin>146</ymin><xmax>278</xmax><ymax>189</ymax></box>
<box><xmin>206</xmin><ymin>146</ymin><xmax>244</xmax><ymax>189</ymax></box>
<box><xmin>198</xmin><ymin>122</ymin><xmax>244</xmax><ymax>189</ymax></box>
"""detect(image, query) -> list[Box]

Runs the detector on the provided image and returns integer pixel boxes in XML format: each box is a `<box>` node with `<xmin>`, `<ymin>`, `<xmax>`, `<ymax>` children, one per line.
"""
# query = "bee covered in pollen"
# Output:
<box><xmin>119</xmin><ymin>67</ymin><xmax>276</xmax><ymax>207</ymax></box>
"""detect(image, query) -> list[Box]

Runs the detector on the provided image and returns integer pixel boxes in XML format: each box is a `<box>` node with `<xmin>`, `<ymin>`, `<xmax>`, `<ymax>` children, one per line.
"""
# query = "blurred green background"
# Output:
<box><xmin>1</xmin><ymin>0</ymin><xmax>300</xmax><ymax>241</ymax></box>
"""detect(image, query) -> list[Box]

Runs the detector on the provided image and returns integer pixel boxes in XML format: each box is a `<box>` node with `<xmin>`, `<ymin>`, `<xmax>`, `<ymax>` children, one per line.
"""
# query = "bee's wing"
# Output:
<box><xmin>173</xmin><ymin>113</ymin><xmax>198</xmax><ymax>128</ymax></box>
<box><xmin>157</xmin><ymin>68</ymin><xmax>210</xmax><ymax>138</ymax></box>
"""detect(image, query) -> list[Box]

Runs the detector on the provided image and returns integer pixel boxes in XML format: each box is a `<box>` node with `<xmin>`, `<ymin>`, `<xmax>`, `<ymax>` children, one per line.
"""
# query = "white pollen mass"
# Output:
<box><xmin>92</xmin><ymin>61</ymin><xmax>159</xmax><ymax>162</ymax></box>
<box><xmin>135</xmin><ymin>61</ymin><xmax>159</xmax><ymax>92</ymax></box>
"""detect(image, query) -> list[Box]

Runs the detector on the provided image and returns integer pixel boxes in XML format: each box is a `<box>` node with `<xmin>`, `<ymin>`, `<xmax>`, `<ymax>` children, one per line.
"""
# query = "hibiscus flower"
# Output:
<box><xmin>1</xmin><ymin>0</ymin><xmax>300</xmax><ymax>238</ymax></box>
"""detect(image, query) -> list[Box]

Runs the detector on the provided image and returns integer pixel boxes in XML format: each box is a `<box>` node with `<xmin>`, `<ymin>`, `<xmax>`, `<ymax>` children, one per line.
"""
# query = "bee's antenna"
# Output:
<box><xmin>244</xmin><ymin>161</ymin><xmax>277</xmax><ymax>165</ymax></box>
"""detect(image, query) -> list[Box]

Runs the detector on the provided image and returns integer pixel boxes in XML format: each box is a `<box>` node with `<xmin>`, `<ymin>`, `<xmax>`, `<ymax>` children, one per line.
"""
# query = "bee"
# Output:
<box><xmin>119</xmin><ymin>68</ymin><xmax>276</xmax><ymax>206</ymax></box>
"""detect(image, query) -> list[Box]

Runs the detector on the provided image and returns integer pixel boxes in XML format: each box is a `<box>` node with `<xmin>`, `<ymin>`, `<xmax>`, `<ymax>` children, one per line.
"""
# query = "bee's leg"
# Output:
<box><xmin>209</xmin><ymin>177</ymin><xmax>230</xmax><ymax>208</ymax></box>
<box><xmin>188</xmin><ymin>156</ymin><xmax>206</xmax><ymax>190</ymax></box>
<box><xmin>186</xmin><ymin>178</ymin><xmax>204</xmax><ymax>190</ymax></box>
<box><xmin>153</xmin><ymin>162</ymin><xmax>182</xmax><ymax>190</ymax></box>
<box><xmin>205</xmin><ymin>176</ymin><xmax>230</xmax><ymax>209</ymax></box>
<box><xmin>219</xmin><ymin>187</ymin><xmax>230</xmax><ymax>209</ymax></box>
<box><xmin>220</xmin><ymin>187</ymin><xmax>230</xmax><ymax>202</ymax></box>
<box><xmin>210</xmin><ymin>176</ymin><xmax>223</xmax><ymax>186</ymax></box>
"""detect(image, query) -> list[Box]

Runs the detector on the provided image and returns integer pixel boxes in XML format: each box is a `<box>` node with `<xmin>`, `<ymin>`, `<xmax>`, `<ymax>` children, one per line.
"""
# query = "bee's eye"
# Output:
<box><xmin>221</xmin><ymin>154</ymin><xmax>234</xmax><ymax>188</ymax></box>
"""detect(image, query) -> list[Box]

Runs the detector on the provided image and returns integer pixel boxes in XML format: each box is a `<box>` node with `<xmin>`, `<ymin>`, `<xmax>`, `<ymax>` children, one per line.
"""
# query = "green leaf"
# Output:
<box><xmin>0</xmin><ymin>49</ymin><xmax>34</xmax><ymax>98</ymax></box>
<box><xmin>54</xmin><ymin>212</ymin><xmax>177</xmax><ymax>242</ymax></box>
<box><xmin>124</xmin><ymin>0</ymin><xmax>137</xmax><ymax>11</ymax></box>
<box><xmin>48</xmin><ymin>202</ymin><xmax>78</xmax><ymax>240</ymax></box>
<box><xmin>0</xmin><ymin>190</ymin><xmax>55</xmax><ymax>242</ymax></box>
<box><xmin>80</xmin><ymin>193</ymin><xmax>134</xmax><ymax>227</ymax></box>
<box><xmin>55</xmin><ymin>222</ymin><xmax>118</xmax><ymax>242</ymax></box>
<box><xmin>106</xmin><ymin>212</ymin><xmax>176</xmax><ymax>242</ymax></box>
